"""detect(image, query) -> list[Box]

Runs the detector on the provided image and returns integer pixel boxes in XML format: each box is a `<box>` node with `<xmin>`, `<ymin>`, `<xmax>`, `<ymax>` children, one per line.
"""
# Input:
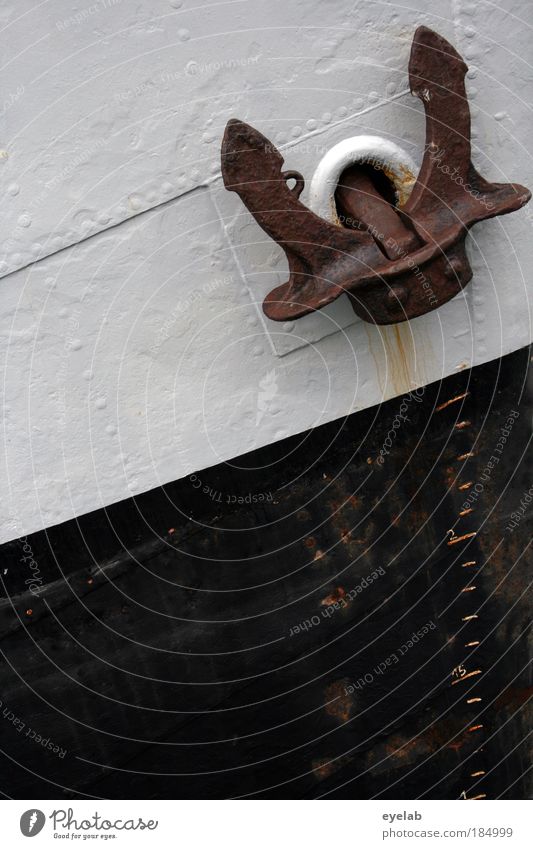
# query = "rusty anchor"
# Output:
<box><xmin>220</xmin><ymin>26</ymin><xmax>530</xmax><ymax>325</ymax></box>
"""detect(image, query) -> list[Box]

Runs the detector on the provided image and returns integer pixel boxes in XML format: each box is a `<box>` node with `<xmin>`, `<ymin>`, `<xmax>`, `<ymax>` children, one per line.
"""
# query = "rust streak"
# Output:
<box><xmin>457</xmin><ymin>451</ymin><xmax>475</xmax><ymax>461</ymax></box>
<box><xmin>458</xmin><ymin>482</ymin><xmax>473</xmax><ymax>491</ymax></box>
<box><xmin>455</xmin><ymin>420</ymin><xmax>472</xmax><ymax>430</ymax></box>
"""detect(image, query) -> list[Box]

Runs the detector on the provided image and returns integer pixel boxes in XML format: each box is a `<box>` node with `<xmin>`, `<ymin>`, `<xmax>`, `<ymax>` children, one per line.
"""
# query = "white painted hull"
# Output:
<box><xmin>1</xmin><ymin>0</ymin><xmax>531</xmax><ymax>542</ymax></box>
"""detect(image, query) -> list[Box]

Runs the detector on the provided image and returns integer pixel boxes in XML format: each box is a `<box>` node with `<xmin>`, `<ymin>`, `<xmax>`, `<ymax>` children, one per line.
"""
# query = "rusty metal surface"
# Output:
<box><xmin>221</xmin><ymin>26</ymin><xmax>530</xmax><ymax>325</ymax></box>
<box><xmin>0</xmin><ymin>346</ymin><xmax>531</xmax><ymax>799</ymax></box>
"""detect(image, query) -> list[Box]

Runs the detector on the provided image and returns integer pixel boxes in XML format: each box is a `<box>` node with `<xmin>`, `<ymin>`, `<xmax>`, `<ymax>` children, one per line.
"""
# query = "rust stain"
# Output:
<box><xmin>455</xmin><ymin>420</ymin><xmax>472</xmax><ymax>430</ymax></box>
<box><xmin>451</xmin><ymin>668</ymin><xmax>482</xmax><ymax>684</ymax></box>
<box><xmin>304</xmin><ymin>537</ymin><xmax>317</xmax><ymax>548</ymax></box>
<box><xmin>458</xmin><ymin>481</ymin><xmax>474</xmax><ymax>491</ymax></box>
<box><xmin>313</xmin><ymin>549</ymin><xmax>325</xmax><ymax>562</ymax></box>
<box><xmin>448</xmin><ymin>531</ymin><xmax>477</xmax><ymax>545</ymax></box>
